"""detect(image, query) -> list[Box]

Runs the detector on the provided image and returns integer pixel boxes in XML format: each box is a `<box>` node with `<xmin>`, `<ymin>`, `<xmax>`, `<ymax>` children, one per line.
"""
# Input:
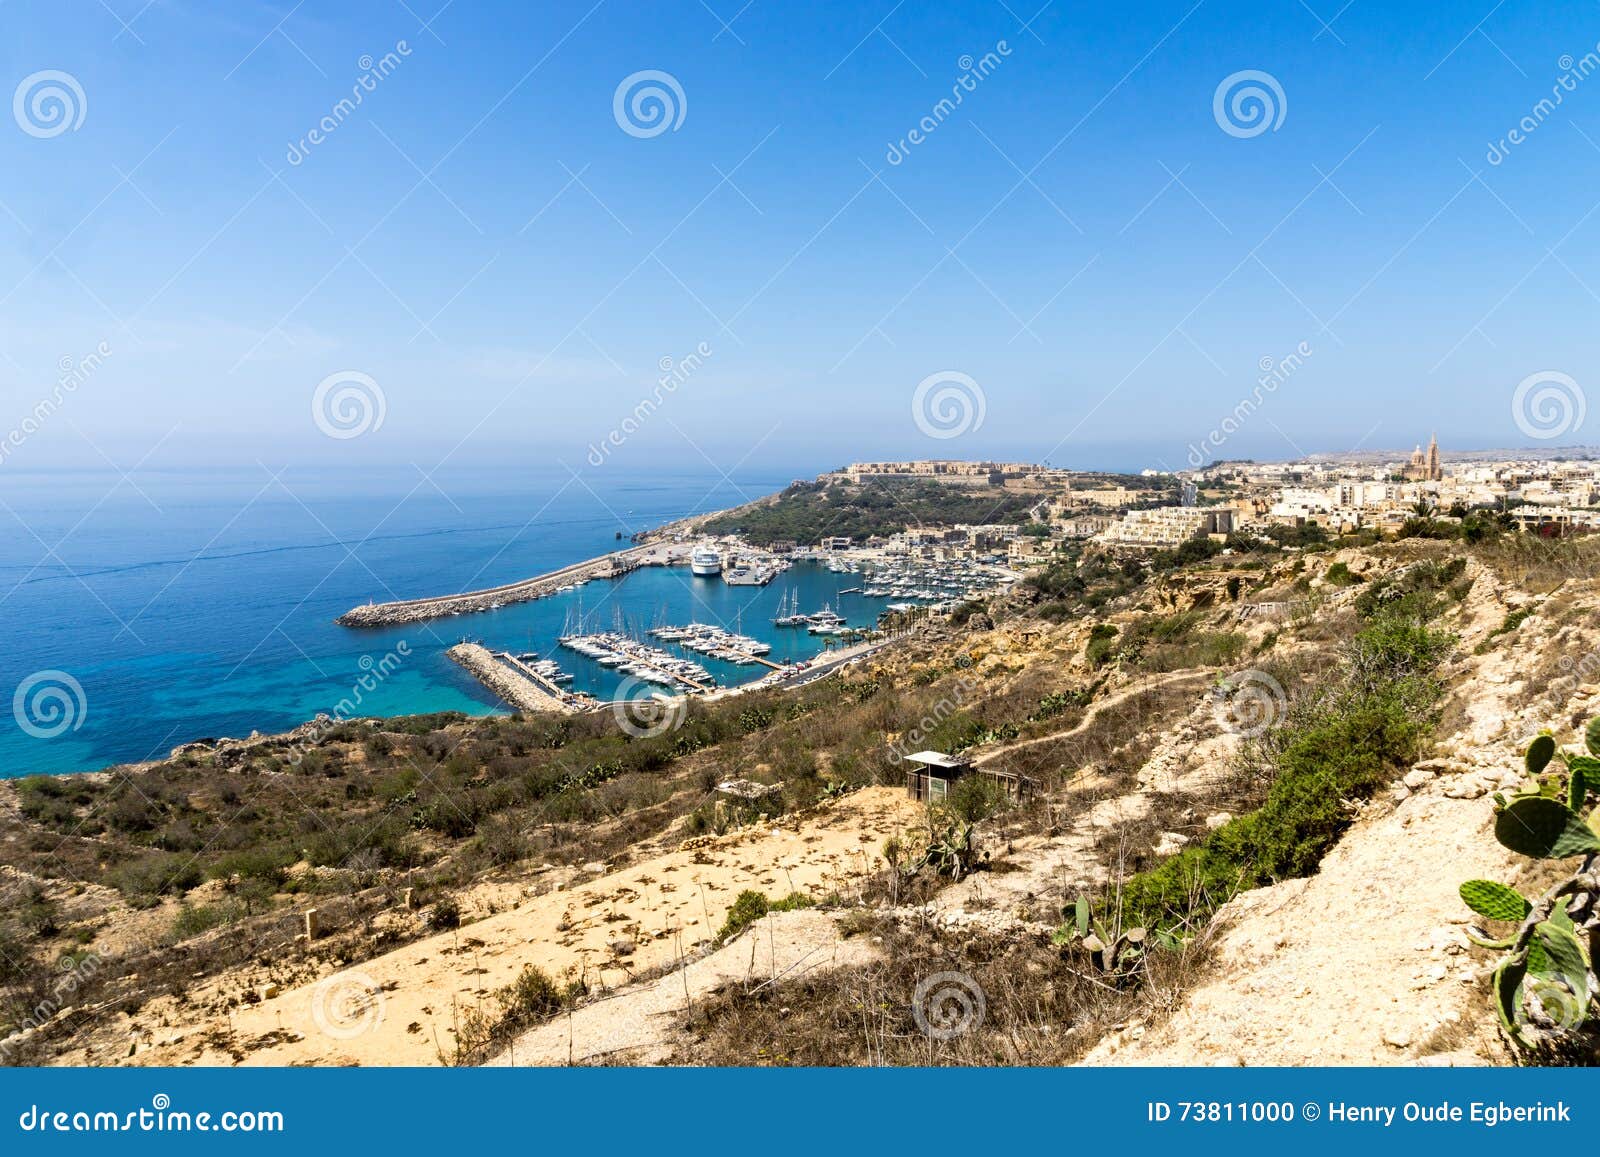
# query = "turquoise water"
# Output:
<box><xmin>0</xmin><ymin>465</ymin><xmax>886</xmax><ymax>777</ymax></box>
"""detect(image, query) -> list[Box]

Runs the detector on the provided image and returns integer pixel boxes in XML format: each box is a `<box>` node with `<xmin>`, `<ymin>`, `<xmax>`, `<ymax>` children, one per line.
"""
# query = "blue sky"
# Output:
<box><xmin>3</xmin><ymin>0</ymin><xmax>1599</xmax><ymax>474</ymax></box>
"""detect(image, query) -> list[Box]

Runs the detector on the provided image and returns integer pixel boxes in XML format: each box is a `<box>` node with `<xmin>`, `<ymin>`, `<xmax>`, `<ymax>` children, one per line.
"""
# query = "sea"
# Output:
<box><xmin>0</xmin><ymin>464</ymin><xmax>914</xmax><ymax>778</ymax></box>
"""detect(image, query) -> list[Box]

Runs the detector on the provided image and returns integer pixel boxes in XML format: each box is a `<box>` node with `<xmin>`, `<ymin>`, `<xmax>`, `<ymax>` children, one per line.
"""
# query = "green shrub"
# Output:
<box><xmin>169</xmin><ymin>902</ymin><xmax>240</xmax><ymax>942</ymax></box>
<box><xmin>428</xmin><ymin>896</ymin><xmax>462</xmax><ymax>931</ymax></box>
<box><xmin>1086</xmin><ymin>623</ymin><xmax>1119</xmax><ymax>667</ymax></box>
<box><xmin>717</xmin><ymin>889</ymin><xmax>813</xmax><ymax>942</ymax></box>
<box><xmin>502</xmin><ymin>964</ymin><xmax>565</xmax><ymax>1023</ymax></box>
<box><xmin>105</xmin><ymin>854</ymin><xmax>204</xmax><ymax>906</ymax></box>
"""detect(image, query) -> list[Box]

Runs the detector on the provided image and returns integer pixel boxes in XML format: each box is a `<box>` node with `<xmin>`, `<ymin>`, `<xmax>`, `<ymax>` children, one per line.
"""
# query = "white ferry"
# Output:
<box><xmin>690</xmin><ymin>544</ymin><xmax>723</xmax><ymax>576</ymax></box>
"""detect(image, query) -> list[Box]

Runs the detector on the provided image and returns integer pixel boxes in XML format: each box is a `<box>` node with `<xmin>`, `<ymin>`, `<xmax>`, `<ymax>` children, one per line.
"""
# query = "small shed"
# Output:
<box><xmin>905</xmin><ymin>751</ymin><xmax>972</xmax><ymax>803</ymax></box>
<box><xmin>904</xmin><ymin>750</ymin><xmax>1035</xmax><ymax>804</ymax></box>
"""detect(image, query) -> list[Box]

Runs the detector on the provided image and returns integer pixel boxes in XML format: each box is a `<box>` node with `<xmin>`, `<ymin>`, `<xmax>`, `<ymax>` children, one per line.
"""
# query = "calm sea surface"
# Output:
<box><xmin>0</xmin><ymin>464</ymin><xmax>898</xmax><ymax>778</ymax></box>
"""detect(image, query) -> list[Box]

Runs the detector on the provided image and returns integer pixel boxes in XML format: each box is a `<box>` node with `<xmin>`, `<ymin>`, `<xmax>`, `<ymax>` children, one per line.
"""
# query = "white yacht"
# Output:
<box><xmin>690</xmin><ymin>544</ymin><xmax>723</xmax><ymax>577</ymax></box>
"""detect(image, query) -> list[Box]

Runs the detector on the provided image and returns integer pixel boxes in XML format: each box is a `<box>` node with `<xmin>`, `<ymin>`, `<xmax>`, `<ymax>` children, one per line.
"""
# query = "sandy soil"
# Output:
<box><xmin>114</xmin><ymin>787</ymin><xmax>918</xmax><ymax>1067</ymax></box>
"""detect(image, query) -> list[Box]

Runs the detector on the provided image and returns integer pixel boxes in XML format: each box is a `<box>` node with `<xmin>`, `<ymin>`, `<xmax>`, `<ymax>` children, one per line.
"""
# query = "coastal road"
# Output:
<box><xmin>771</xmin><ymin>638</ymin><xmax>895</xmax><ymax>689</ymax></box>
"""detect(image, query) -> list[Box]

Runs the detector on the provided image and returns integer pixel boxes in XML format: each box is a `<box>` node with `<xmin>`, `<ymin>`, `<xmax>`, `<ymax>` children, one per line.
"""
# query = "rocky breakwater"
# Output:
<box><xmin>335</xmin><ymin>547</ymin><xmax>655</xmax><ymax>628</ymax></box>
<box><xmin>447</xmin><ymin>643</ymin><xmax>575</xmax><ymax>715</ymax></box>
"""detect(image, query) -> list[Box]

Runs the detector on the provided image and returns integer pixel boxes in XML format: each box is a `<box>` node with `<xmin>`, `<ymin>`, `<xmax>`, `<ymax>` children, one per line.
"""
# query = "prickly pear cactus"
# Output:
<box><xmin>1462</xmin><ymin>728</ymin><xmax>1600</xmax><ymax>1058</ymax></box>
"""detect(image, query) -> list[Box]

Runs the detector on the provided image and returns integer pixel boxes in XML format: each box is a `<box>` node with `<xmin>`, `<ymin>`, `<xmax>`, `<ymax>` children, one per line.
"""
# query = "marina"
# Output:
<box><xmin>349</xmin><ymin>537</ymin><xmax>1017</xmax><ymax>717</ymax></box>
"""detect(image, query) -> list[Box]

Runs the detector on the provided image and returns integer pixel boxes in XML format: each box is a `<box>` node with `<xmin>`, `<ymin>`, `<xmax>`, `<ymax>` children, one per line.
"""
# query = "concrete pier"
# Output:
<box><xmin>336</xmin><ymin>545</ymin><xmax>679</xmax><ymax>627</ymax></box>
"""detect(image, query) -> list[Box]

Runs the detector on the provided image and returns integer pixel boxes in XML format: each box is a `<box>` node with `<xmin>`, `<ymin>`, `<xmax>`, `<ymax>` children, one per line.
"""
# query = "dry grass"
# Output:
<box><xmin>664</xmin><ymin>915</ymin><xmax>1215</xmax><ymax>1066</ymax></box>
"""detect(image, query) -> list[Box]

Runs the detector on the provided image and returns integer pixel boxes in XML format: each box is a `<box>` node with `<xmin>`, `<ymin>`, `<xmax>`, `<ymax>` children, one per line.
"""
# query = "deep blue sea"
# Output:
<box><xmin>0</xmin><ymin>465</ymin><xmax>895</xmax><ymax>778</ymax></box>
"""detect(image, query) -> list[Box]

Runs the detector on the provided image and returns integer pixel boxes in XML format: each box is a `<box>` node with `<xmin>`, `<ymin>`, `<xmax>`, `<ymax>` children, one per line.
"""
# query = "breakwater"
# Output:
<box><xmin>446</xmin><ymin>644</ymin><xmax>582</xmax><ymax>714</ymax></box>
<box><xmin>336</xmin><ymin>545</ymin><xmax>675</xmax><ymax>627</ymax></box>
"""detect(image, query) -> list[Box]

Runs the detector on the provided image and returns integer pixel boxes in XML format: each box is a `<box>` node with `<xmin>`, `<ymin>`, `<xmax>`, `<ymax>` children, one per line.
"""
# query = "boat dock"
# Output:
<box><xmin>649</xmin><ymin>623</ymin><xmax>785</xmax><ymax>670</ymax></box>
<box><xmin>560</xmin><ymin>633</ymin><xmax>716</xmax><ymax>692</ymax></box>
<box><xmin>337</xmin><ymin>545</ymin><xmax>677</xmax><ymax>628</ymax></box>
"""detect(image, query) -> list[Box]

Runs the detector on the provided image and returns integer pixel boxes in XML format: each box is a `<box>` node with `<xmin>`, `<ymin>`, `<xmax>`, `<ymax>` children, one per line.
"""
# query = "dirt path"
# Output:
<box><xmin>486</xmin><ymin>909</ymin><xmax>878</xmax><ymax>1065</ymax></box>
<box><xmin>972</xmin><ymin>669</ymin><xmax>1215</xmax><ymax>767</ymax></box>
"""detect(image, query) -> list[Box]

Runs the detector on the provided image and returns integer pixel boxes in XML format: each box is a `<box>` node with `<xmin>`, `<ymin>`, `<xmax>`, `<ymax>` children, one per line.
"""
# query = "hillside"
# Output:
<box><xmin>4</xmin><ymin>531</ymin><xmax>1598</xmax><ymax>1066</ymax></box>
<box><xmin>696</xmin><ymin>476</ymin><xmax>1040</xmax><ymax>545</ymax></box>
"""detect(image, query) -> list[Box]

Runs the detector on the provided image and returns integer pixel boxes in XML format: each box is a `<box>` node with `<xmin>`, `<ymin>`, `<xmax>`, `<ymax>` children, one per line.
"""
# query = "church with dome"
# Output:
<box><xmin>1402</xmin><ymin>434</ymin><xmax>1443</xmax><ymax>482</ymax></box>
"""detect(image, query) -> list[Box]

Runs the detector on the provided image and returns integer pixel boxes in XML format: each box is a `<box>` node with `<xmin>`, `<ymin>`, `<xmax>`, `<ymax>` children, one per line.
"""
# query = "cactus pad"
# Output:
<box><xmin>1494</xmin><ymin>796</ymin><xmax>1600</xmax><ymax>859</ymax></box>
<box><xmin>1525</xmin><ymin>733</ymin><xmax>1556</xmax><ymax>776</ymax></box>
<box><xmin>1459</xmin><ymin>879</ymin><xmax>1530</xmax><ymax>922</ymax></box>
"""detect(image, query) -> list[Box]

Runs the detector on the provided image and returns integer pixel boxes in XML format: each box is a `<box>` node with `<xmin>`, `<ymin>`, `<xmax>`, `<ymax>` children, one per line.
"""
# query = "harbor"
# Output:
<box><xmin>346</xmin><ymin>533</ymin><xmax>1018</xmax><ymax>719</ymax></box>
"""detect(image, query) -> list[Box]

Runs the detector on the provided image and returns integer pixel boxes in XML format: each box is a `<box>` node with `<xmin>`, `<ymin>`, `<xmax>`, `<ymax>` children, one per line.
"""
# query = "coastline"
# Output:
<box><xmin>24</xmin><ymin>484</ymin><xmax>867</xmax><ymax>781</ymax></box>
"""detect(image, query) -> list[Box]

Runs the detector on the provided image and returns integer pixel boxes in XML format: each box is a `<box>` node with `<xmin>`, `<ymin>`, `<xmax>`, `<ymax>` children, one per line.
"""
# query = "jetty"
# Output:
<box><xmin>337</xmin><ymin>545</ymin><xmax>674</xmax><ymax>628</ymax></box>
<box><xmin>446</xmin><ymin>643</ymin><xmax>588</xmax><ymax>714</ymax></box>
